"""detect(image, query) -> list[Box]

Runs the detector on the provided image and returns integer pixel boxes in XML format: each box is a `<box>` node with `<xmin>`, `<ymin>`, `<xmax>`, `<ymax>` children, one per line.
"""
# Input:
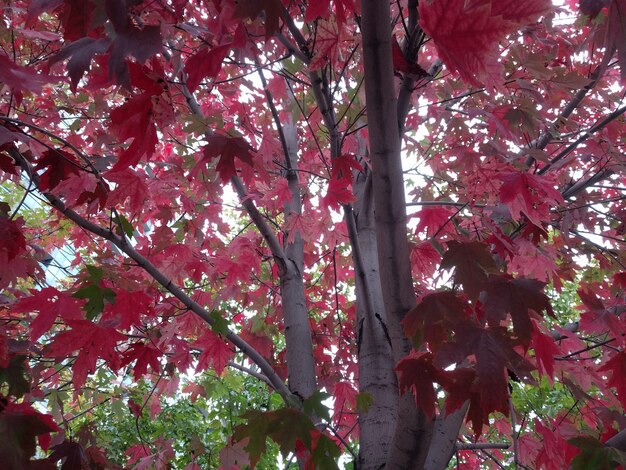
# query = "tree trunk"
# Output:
<box><xmin>352</xmin><ymin>172</ymin><xmax>398</xmax><ymax>469</ymax></box>
<box><xmin>281</xmin><ymin>118</ymin><xmax>317</xmax><ymax>399</ymax></box>
<box><xmin>360</xmin><ymin>0</ymin><xmax>433</xmax><ymax>467</ymax></box>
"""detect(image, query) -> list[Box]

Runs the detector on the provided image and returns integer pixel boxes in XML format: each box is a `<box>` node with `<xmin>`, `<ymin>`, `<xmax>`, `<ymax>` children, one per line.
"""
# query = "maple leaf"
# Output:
<box><xmin>392</xmin><ymin>36</ymin><xmax>429</xmax><ymax>80</ymax></box>
<box><xmin>418</xmin><ymin>0</ymin><xmax>552</xmax><ymax>86</ymax></box>
<box><xmin>323</xmin><ymin>154</ymin><xmax>362</xmax><ymax>208</ymax></box>
<box><xmin>104</xmin><ymin>0</ymin><xmax>163</xmax><ymax>87</ymax></box>
<box><xmin>603</xmin><ymin>0</ymin><xmax>626</xmax><ymax>81</ymax></box>
<box><xmin>0</xmin><ymin>356</ymin><xmax>30</xmax><ymax>398</ymax></box>
<box><xmin>441</xmin><ymin>240</ymin><xmax>498</xmax><ymax>300</ymax></box>
<box><xmin>499</xmin><ymin>171</ymin><xmax>564</xmax><ymax>226</ymax></box>
<box><xmin>579</xmin><ymin>0</ymin><xmax>610</xmax><ymax>18</ymax></box>
<box><xmin>233</xmin><ymin>408</ymin><xmax>318</xmax><ymax>467</ymax></box>
<box><xmin>414</xmin><ymin>206</ymin><xmax>455</xmax><ymax>237</ymax></box>
<box><xmin>402</xmin><ymin>291</ymin><xmax>471</xmax><ymax>349</ymax></box>
<box><xmin>14</xmin><ymin>287</ymin><xmax>84</xmax><ymax>340</ymax></box>
<box><xmin>396</xmin><ymin>352</ymin><xmax>443</xmax><ymax>418</ymax></box>
<box><xmin>45</xmin><ymin>320</ymin><xmax>126</xmax><ymax>389</ymax></box>
<box><xmin>306</xmin><ymin>430</ymin><xmax>341</xmax><ymax>470</ymax></box>
<box><xmin>109</xmin><ymin>94</ymin><xmax>158</xmax><ymax>170</ymax></box>
<box><xmin>569</xmin><ymin>435</ymin><xmax>626</xmax><ymax>470</ymax></box>
<box><xmin>482</xmin><ymin>275</ymin><xmax>554</xmax><ymax>344</ymax></box>
<box><xmin>34</xmin><ymin>149</ymin><xmax>83</xmax><ymax>191</ymax></box>
<box><xmin>105</xmin><ymin>169</ymin><xmax>149</xmax><ymax>214</ymax></box>
<box><xmin>0</xmin><ymin>53</ymin><xmax>48</xmax><ymax>94</ymax></box>
<box><xmin>59</xmin><ymin>0</ymin><xmax>96</xmax><ymax>41</ymax></box>
<box><xmin>0</xmin><ymin>207</ymin><xmax>38</xmax><ymax>290</ymax></box>
<box><xmin>304</xmin><ymin>0</ymin><xmax>357</xmax><ymax>25</ymax></box>
<box><xmin>72</xmin><ymin>265</ymin><xmax>116</xmax><ymax>320</ymax></box>
<box><xmin>577</xmin><ymin>288</ymin><xmax>626</xmax><ymax>345</ymax></box>
<box><xmin>120</xmin><ymin>342</ymin><xmax>162</xmax><ymax>379</ymax></box>
<box><xmin>191</xmin><ymin>329</ymin><xmax>233</xmax><ymax>375</ymax></box>
<box><xmin>309</xmin><ymin>19</ymin><xmax>341</xmax><ymax>70</ymax></box>
<box><xmin>531</xmin><ymin>321</ymin><xmax>559</xmax><ymax>380</ymax></box>
<box><xmin>440</xmin><ymin>325</ymin><xmax>535</xmax><ymax>434</ymax></box>
<box><xmin>599</xmin><ymin>351</ymin><xmax>626</xmax><ymax>407</ymax></box>
<box><xmin>105</xmin><ymin>289</ymin><xmax>154</xmax><ymax>330</ymax></box>
<box><xmin>234</xmin><ymin>0</ymin><xmax>282</xmax><ymax>40</ymax></box>
<box><xmin>184</xmin><ymin>44</ymin><xmax>231</xmax><ymax>92</ymax></box>
<box><xmin>220</xmin><ymin>438</ymin><xmax>251</xmax><ymax>469</ymax></box>
<box><xmin>0</xmin><ymin>401</ymin><xmax>59</xmax><ymax>468</ymax></box>
<box><xmin>51</xmin><ymin>38</ymin><xmax>111</xmax><ymax>92</ymax></box>
<box><xmin>191</xmin><ymin>134</ymin><xmax>256</xmax><ymax>181</ymax></box>
<box><xmin>48</xmin><ymin>440</ymin><xmax>89</xmax><ymax>469</ymax></box>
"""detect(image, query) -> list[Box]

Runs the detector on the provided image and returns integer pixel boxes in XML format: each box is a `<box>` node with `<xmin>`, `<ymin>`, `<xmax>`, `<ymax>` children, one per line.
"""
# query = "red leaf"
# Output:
<box><xmin>105</xmin><ymin>289</ymin><xmax>154</xmax><ymax>330</ymax></box>
<box><xmin>49</xmin><ymin>441</ymin><xmax>88</xmax><ymax>469</ymax></box>
<box><xmin>105</xmin><ymin>169</ymin><xmax>149</xmax><ymax>214</ymax></box>
<box><xmin>499</xmin><ymin>171</ymin><xmax>564</xmax><ymax>226</ymax></box>
<box><xmin>579</xmin><ymin>0</ymin><xmax>609</xmax><ymax>17</ymax></box>
<box><xmin>14</xmin><ymin>287</ymin><xmax>84</xmax><ymax>340</ymax></box>
<box><xmin>577</xmin><ymin>288</ymin><xmax>625</xmax><ymax>346</ymax></box>
<box><xmin>418</xmin><ymin>0</ymin><xmax>552</xmax><ymax>86</ymax></box>
<box><xmin>402</xmin><ymin>291</ymin><xmax>470</xmax><ymax>348</ymax></box>
<box><xmin>482</xmin><ymin>275</ymin><xmax>554</xmax><ymax>344</ymax></box>
<box><xmin>121</xmin><ymin>342</ymin><xmax>162</xmax><ymax>379</ymax></box>
<box><xmin>599</xmin><ymin>351</ymin><xmax>626</xmax><ymax>408</ymax></box>
<box><xmin>51</xmin><ymin>38</ymin><xmax>110</xmax><ymax>92</ymax></box>
<box><xmin>309</xmin><ymin>19</ymin><xmax>341</xmax><ymax>70</ymax></box>
<box><xmin>323</xmin><ymin>177</ymin><xmax>354</xmax><ymax>208</ymax></box>
<box><xmin>0</xmin><ymin>206</ymin><xmax>39</xmax><ymax>290</ymax></box>
<box><xmin>304</xmin><ymin>0</ymin><xmax>331</xmax><ymax>21</ymax></box>
<box><xmin>441</xmin><ymin>240</ymin><xmax>498</xmax><ymax>300</ymax></box>
<box><xmin>184</xmin><ymin>44</ymin><xmax>231</xmax><ymax>92</ymax></box>
<box><xmin>531</xmin><ymin>321</ymin><xmax>559</xmax><ymax>380</ymax></box>
<box><xmin>414</xmin><ymin>206</ymin><xmax>455</xmax><ymax>237</ymax></box>
<box><xmin>305</xmin><ymin>0</ymin><xmax>357</xmax><ymax>25</ymax></box>
<box><xmin>45</xmin><ymin>320</ymin><xmax>126</xmax><ymax>389</ymax></box>
<box><xmin>109</xmin><ymin>94</ymin><xmax>158</xmax><ymax>170</ymax></box>
<box><xmin>191</xmin><ymin>330</ymin><xmax>233</xmax><ymax>375</ymax></box>
<box><xmin>0</xmin><ymin>401</ymin><xmax>59</xmax><ymax>467</ymax></box>
<box><xmin>460</xmin><ymin>326</ymin><xmax>535</xmax><ymax>434</ymax></box>
<box><xmin>234</xmin><ymin>0</ymin><xmax>282</xmax><ymax>40</ymax></box>
<box><xmin>392</xmin><ymin>36</ymin><xmax>428</xmax><ymax>79</ymax></box>
<box><xmin>105</xmin><ymin>0</ymin><xmax>163</xmax><ymax>87</ymax></box>
<box><xmin>333</xmin><ymin>381</ymin><xmax>357</xmax><ymax>409</ymax></box>
<box><xmin>35</xmin><ymin>150</ymin><xmax>83</xmax><ymax>191</ymax></box>
<box><xmin>191</xmin><ymin>134</ymin><xmax>256</xmax><ymax>181</ymax></box>
<box><xmin>0</xmin><ymin>54</ymin><xmax>48</xmax><ymax>94</ymax></box>
<box><xmin>604</xmin><ymin>0</ymin><xmax>626</xmax><ymax>81</ymax></box>
<box><xmin>59</xmin><ymin>0</ymin><xmax>95</xmax><ymax>41</ymax></box>
<box><xmin>396</xmin><ymin>352</ymin><xmax>441</xmax><ymax>418</ymax></box>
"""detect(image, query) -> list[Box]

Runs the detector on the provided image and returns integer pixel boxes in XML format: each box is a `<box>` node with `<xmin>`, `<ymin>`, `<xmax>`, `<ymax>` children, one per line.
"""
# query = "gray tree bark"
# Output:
<box><xmin>360</xmin><ymin>0</ymin><xmax>433</xmax><ymax>467</ymax></box>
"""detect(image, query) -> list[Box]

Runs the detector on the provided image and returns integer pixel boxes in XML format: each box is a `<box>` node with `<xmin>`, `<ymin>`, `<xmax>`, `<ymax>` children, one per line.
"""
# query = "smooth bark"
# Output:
<box><xmin>361</xmin><ymin>0</ymin><xmax>433</xmax><ymax>467</ymax></box>
<box><xmin>281</xmin><ymin>118</ymin><xmax>317</xmax><ymax>399</ymax></box>
<box><xmin>351</xmin><ymin>173</ymin><xmax>398</xmax><ymax>469</ymax></box>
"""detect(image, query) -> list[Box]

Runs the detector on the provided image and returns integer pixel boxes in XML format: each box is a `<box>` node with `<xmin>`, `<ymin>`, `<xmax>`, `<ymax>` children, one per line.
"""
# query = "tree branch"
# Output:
<box><xmin>10</xmin><ymin>147</ymin><xmax>296</xmax><ymax>406</ymax></box>
<box><xmin>524</xmin><ymin>66</ymin><xmax>602</xmax><ymax>166</ymax></box>
<box><xmin>539</xmin><ymin>105</ymin><xmax>626</xmax><ymax>175</ymax></box>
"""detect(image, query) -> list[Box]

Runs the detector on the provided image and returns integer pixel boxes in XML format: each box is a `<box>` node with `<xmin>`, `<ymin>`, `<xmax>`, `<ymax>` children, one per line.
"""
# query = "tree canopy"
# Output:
<box><xmin>1</xmin><ymin>0</ymin><xmax>626</xmax><ymax>468</ymax></box>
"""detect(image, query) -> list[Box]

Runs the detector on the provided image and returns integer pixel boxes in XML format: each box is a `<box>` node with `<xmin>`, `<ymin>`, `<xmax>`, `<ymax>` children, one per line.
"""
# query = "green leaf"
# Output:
<box><xmin>73</xmin><ymin>284</ymin><xmax>116</xmax><ymax>320</ymax></box>
<box><xmin>309</xmin><ymin>433</ymin><xmax>341</xmax><ymax>470</ymax></box>
<box><xmin>85</xmin><ymin>264</ymin><xmax>104</xmax><ymax>282</ymax></box>
<box><xmin>116</xmin><ymin>214</ymin><xmax>134</xmax><ymax>238</ymax></box>
<box><xmin>569</xmin><ymin>436</ymin><xmax>621</xmax><ymax>470</ymax></box>
<box><xmin>233</xmin><ymin>407</ymin><xmax>316</xmax><ymax>466</ymax></box>
<box><xmin>303</xmin><ymin>390</ymin><xmax>331</xmax><ymax>421</ymax></box>
<box><xmin>355</xmin><ymin>392</ymin><xmax>374</xmax><ymax>413</ymax></box>
<box><xmin>0</xmin><ymin>356</ymin><xmax>29</xmax><ymax>398</ymax></box>
<box><xmin>209</xmin><ymin>310</ymin><xmax>230</xmax><ymax>336</ymax></box>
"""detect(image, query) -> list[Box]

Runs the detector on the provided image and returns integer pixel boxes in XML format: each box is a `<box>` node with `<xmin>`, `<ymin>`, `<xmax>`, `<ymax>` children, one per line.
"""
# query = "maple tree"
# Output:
<box><xmin>0</xmin><ymin>0</ymin><xmax>626</xmax><ymax>468</ymax></box>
